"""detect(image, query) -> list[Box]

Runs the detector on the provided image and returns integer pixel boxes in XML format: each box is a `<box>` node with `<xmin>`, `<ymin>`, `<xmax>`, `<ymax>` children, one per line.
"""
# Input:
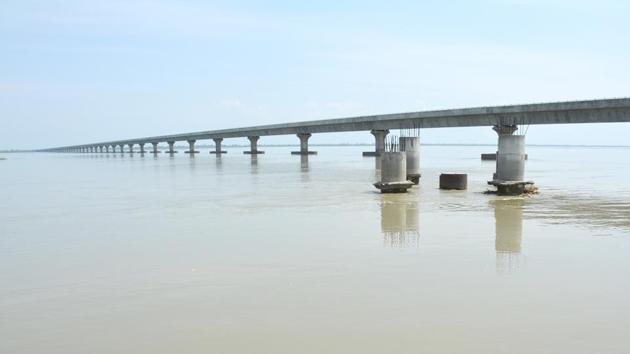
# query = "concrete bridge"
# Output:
<box><xmin>41</xmin><ymin>98</ymin><xmax>630</xmax><ymax>156</ymax></box>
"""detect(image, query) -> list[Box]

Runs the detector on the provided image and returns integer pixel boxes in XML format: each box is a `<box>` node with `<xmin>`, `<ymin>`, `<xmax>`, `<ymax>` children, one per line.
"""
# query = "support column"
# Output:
<box><xmin>119</xmin><ymin>144</ymin><xmax>125</xmax><ymax>153</ymax></box>
<box><xmin>167</xmin><ymin>141</ymin><xmax>177</xmax><ymax>154</ymax></box>
<box><xmin>243</xmin><ymin>136</ymin><xmax>264</xmax><ymax>154</ymax></box>
<box><xmin>492</xmin><ymin>125</ymin><xmax>523</xmax><ymax>181</ymax></box>
<box><xmin>210</xmin><ymin>138</ymin><xmax>227</xmax><ymax>154</ymax></box>
<box><xmin>399</xmin><ymin>136</ymin><xmax>421</xmax><ymax>184</ymax></box>
<box><xmin>99</xmin><ymin>146</ymin><xmax>103</xmax><ymax>153</ymax></box>
<box><xmin>488</xmin><ymin>125</ymin><xmax>534</xmax><ymax>195</ymax></box>
<box><xmin>139</xmin><ymin>143</ymin><xmax>146</xmax><ymax>154</ymax></box>
<box><xmin>363</xmin><ymin>129</ymin><xmax>389</xmax><ymax>157</ymax></box>
<box><xmin>151</xmin><ymin>142</ymin><xmax>160</xmax><ymax>154</ymax></box>
<box><xmin>291</xmin><ymin>133</ymin><xmax>317</xmax><ymax>155</ymax></box>
<box><xmin>128</xmin><ymin>143</ymin><xmax>134</xmax><ymax>154</ymax></box>
<box><xmin>185</xmin><ymin>140</ymin><xmax>199</xmax><ymax>154</ymax></box>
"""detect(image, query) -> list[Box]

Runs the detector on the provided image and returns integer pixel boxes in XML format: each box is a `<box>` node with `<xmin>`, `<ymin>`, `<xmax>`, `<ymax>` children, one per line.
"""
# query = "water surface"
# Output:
<box><xmin>1</xmin><ymin>145</ymin><xmax>630</xmax><ymax>354</ymax></box>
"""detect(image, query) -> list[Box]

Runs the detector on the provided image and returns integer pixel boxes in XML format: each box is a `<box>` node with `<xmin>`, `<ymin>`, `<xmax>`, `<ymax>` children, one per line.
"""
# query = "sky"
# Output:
<box><xmin>1</xmin><ymin>0</ymin><xmax>629</xmax><ymax>149</ymax></box>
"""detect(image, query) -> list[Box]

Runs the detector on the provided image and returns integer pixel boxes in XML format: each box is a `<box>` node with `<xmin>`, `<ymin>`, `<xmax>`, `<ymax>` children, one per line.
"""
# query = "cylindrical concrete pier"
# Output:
<box><xmin>381</xmin><ymin>152</ymin><xmax>406</xmax><ymax>183</ymax></box>
<box><xmin>151</xmin><ymin>142</ymin><xmax>160</xmax><ymax>154</ymax></box>
<box><xmin>363</xmin><ymin>130</ymin><xmax>389</xmax><ymax>157</ymax></box>
<box><xmin>291</xmin><ymin>133</ymin><xmax>317</xmax><ymax>155</ymax></box>
<box><xmin>128</xmin><ymin>143</ymin><xmax>134</xmax><ymax>154</ymax></box>
<box><xmin>496</xmin><ymin>135</ymin><xmax>525</xmax><ymax>181</ymax></box>
<box><xmin>167</xmin><ymin>141</ymin><xmax>177</xmax><ymax>154</ymax></box>
<box><xmin>185</xmin><ymin>140</ymin><xmax>199</xmax><ymax>154</ymax></box>
<box><xmin>211</xmin><ymin>138</ymin><xmax>227</xmax><ymax>154</ymax></box>
<box><xmin>440</xmin><ymin>174</ymin><xmax>468</xmax><ymax>190</ymax></box>
<box><xmin>399</xmin><ymin>137</ymin><xmax>421</xmax><ymax>184</ymax></box>
<box><xmin>244</xmin><ymin>136</ymin><xmax>264</xmax><ymax>154</ymax></box>
<box><xmin>139</xmin><ymin>143</ymin><xmax>146</xmax><ymax>154</ymax></box>
<box><xmin>374</xmin><ymin>152</ymin><xmax>413</xmax><ymax>193</ymax></box>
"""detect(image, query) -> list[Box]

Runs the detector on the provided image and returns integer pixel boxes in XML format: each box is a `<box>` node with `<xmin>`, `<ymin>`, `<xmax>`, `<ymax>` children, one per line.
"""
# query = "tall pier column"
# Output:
<box><xmin>167</xmin><ymin>141</ymin><xmax>177</xmax><ymax>154</ymax></box>
<box><xmin>488</xmin><ymin>125</ymin><xmax>534</xmax><ymax>195</ymax></box>
<box><xmin>139</xmin><ymin>143</ymin><xmax>146</xmax><ymax>154</ymax></box>
<box><xmin>211</xmin><ymin>138</ymin><xmax>227</xmax><ymax>155</ymax></box>
<box><xmin>185</xmin><ymin>140</ymin><xmax>199</xmax><ymax>154</ymax></box>
<box><xmin>363</xmin><ymin>129</ymin><xmax>389</xmax><ymax>157</ymax></box>
<box><xmin>291</xmin><ymin>133</ymin><xmax>317</xmax><ymax>155</ymax></box>
<box><xmin>118</xmin><ymin>145</ymin><xmax>124</xmax><ymax>153</ymax></box>
<box><xmin>244</xmin><ymin>136</ymin><xmax>264</xmax><ymax>154</ymax></box>
<box><xmin>128</xmin><ymin>143</ymin><xmax>135</xmax><ymax>154</ymax></box>
<box><xmin>151</xmin><ymin>142</ymin><xmax>160</xmax><ymax>154</ymax></box>
<box><xmin>399</xmin><ymin>137</ymin><xmax>421</xmax><ymax>184</ymax></box>
<box><xmin>493</xmin><ymin>125</ymin><xmax>524</xmax><ymax>181</ymax></box>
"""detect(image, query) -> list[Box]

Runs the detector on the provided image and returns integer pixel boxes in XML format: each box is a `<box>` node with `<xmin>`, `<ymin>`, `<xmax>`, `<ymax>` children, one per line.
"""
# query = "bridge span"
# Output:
<box><xmin>42</xmin><ymin>97</ymin><xmax>630</xmax><ymax>155</ymax></box>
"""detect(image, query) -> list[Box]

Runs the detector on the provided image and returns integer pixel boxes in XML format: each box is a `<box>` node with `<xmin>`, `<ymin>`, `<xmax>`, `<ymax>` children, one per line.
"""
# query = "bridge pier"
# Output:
<box><xmin>117</xmin><ymin>144</ymin><xmax>124</xmax><ymax>154</ymax></box>
<box><xmin>128</xmin><ymin>143</ymin><xmax>135</xmax><ymax>154</ymax></box>
<box><xmin>291</xmin><ymin>133</ymin><xmax>317</xmax><ymax>155</ymax></box>
<box><xmin>244</xmin><ymin>136</ymin><xmax>264</xmax><ymax>154</ymax></box>
<box><xmin>488</xmin><ymin>125</ymin><xmax>534</xmax><ymax>195</ymax></box>
<box><xmin>139</xmin><ymin>143</ymin><xmax>146</xmax><ymax>154</ymax></box>
<box><xmin>167</xmin><ymin>141</ymin><xmax>177</xmax><ymax>154</ymax></box>
<box><xmin>151</xmin><ymin>142</ymin><xmax>160</xmax><ymax>154</ymax></box>
<box><xmin>363</xmin><ymin>129</ymin><xmax>389</xmax><ymax>157</ymax></box>
<box><xmin>399</xmin><ymin>137</ymin><xmax>421</xmax><ymax>184</ymax></box>
<box><xmin>210</xmin><ymin>138</ymin><xmax>227</xmax><ymax>154</ymax></box>
<box><xmin>185</xmin><ymin>140</ymin><xmax>199</xmax><ymax>154</ymax></box>
<box><xmin>493</xmin><ymin>125</ymin><xmax>523</xmax><ymax>181</ymax></box>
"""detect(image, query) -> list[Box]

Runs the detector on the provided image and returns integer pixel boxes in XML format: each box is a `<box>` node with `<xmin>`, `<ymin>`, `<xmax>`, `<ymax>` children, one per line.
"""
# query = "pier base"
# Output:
<box><xmin>291</xmin><ymin>151</ymin><xmax>317</xmax><ymax>155</ymax></box>
<box><xmin>487</xmin><ymin>180</ymin><xmax>537</xmax><ymax>196</ymax></box>
<box><xmin>244</xmin><ymin>151</ymin><xmax>265</xmax><ymax>154</ymax></box>
<box><xmin>374</xmin><ymin>181</ymin><xmax>414</xmax><ymax>193</ymax></box>
<box><xmin>407</xmin><ymin>174</ymin><xmax>421</xmax><ymax>185</ymax></box>
<box><xmin>362</xmin><ymin>151</ymin><xmax>379</xmax><ymax>157</ymax></box>
<box><xmin>210</xmin><ymin>151</ymin><xmax>227</xmax><ymax>154</ymax></box>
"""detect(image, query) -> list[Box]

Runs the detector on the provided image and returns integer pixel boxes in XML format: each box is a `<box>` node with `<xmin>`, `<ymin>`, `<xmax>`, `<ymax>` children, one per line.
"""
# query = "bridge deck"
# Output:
<box><xmin>49</xmin><ymin>98</ymin><xmax>630</xmax><ymax>150</ymax></box>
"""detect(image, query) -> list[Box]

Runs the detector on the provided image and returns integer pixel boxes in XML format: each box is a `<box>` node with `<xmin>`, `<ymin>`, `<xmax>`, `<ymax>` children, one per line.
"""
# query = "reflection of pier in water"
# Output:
<box><xmin>380</xmin><ymin>196</ymin><xmax>419</xmax><ymax>248</ymax></box>
<box><xmin>493</xmin><ymin>198</ymin><xmax>524</xmax><ymax>274</ymax></box>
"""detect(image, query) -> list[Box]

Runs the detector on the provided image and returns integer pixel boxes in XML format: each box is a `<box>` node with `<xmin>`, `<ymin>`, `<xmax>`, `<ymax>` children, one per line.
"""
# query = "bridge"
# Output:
<box><xmin>42</xmin><ymin>97</ymin><xmax>630</xmax><ymax>156</ymax></box>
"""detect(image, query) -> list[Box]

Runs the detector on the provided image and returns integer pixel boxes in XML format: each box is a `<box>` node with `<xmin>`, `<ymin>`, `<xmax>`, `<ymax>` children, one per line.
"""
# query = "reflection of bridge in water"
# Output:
<box><xmin>493</xmin><ymin>198</ymin><xmax>524</xmax><ymax>274</ymax></box>
<box><xmin>380</xmin><ymin>196</ymin><xmax>419</xmax><ymax>248</ymax></box>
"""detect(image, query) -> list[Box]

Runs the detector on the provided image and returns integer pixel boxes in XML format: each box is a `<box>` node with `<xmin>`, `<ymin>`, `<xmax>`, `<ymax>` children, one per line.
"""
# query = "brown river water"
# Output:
<box><xmin>1</xmin><ymin>145</ymin><xmax>630</xmax><ymax>354</ymax></box>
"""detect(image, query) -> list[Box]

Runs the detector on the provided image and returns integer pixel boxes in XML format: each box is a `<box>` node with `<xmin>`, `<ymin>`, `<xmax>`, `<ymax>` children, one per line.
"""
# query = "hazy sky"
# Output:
<box><xmin>2</xmin><ymin>0</ymin><xmax>629</xmax><ymax>149</ymax></box>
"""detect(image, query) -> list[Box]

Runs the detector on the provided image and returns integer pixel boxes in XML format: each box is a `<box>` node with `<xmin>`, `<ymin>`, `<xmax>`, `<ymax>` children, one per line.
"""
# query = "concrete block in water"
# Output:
<box><xmin>209</xmin><ymin>151</ymin><xmax>227</xmax><ymax>154</ymax></box>
<box><xmin>440</xmin><ymin>174</ymin><xmax>468</xmax><ymax>190</ymax></box>
<box><xmin>243</xmin><ymin>151</ymin><xmax>265</xmax><ymax>154</ymax></box>
<box><xmin>481</xmin><ymin>153</ymin><xmax>528</xmax><ymax>161</ymax></box>
<box><xmin>362</xmin><ymin>151</ymin><xmax>379</xmax><ymax>157</ymax></box>
<box><xmin>291</xmin><ymin>151</ymin><xmax>318</xmax><ymax>155</ymax></box>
